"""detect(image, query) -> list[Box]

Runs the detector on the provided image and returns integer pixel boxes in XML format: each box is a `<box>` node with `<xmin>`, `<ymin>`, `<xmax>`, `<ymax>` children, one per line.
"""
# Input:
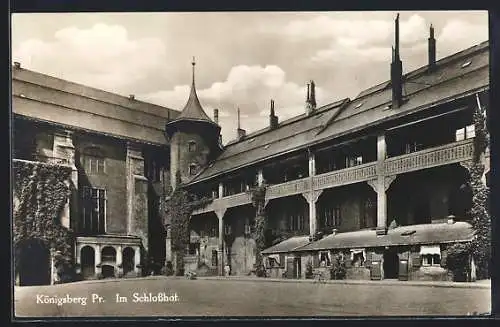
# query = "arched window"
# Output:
<box><xmin>81</xmin><ymin>146</ymin><xmax>106</xmax><ymax>174</ymax></box>
<box><xmin>188</xmin><ymin>141</ymin><xmax>197</xmax><ymax>152</ymax></box>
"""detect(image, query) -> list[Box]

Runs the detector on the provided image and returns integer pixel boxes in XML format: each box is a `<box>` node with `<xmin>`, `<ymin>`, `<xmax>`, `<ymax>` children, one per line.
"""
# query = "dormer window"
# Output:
<box><xmin>188</xmin><ymin>141</ymin><xmax>197</xmax><ymax>152</ymax></box>
<box><xmin>189</xmin><ymin>163</ymin><xmax>197</xmax><ymax>176</ymax></box>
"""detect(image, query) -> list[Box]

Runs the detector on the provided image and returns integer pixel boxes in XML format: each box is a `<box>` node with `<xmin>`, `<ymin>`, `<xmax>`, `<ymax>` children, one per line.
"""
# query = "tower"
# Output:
<box><xmin>165</xmin><ymin>57</ymin><xmax>222</xmax><ymax>190</ymax></box>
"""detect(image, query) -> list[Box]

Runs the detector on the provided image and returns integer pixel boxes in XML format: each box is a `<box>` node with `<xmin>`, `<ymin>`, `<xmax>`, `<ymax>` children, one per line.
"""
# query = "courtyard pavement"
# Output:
<box><xmin>14</xmin><ymin>276</ymin><xmax>491</xmax><ymax>318</ymax></box>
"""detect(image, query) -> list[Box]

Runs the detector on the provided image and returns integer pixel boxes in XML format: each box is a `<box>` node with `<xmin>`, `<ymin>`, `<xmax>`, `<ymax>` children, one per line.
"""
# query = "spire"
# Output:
<box><xmin>191</xmin><ymin>56</ymin><xmax>196</xmax><ymax>86</ymax></box>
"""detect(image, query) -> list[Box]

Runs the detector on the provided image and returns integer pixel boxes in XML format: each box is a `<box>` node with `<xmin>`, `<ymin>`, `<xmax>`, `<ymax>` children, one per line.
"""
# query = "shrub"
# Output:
<box><xmin>305</xmin><ymin>261</ymin><xmax>314</xmax><ymax>279</ymax></box>
<box><xmin>329</xmin><ymin>253</ymin><xmax>347</xmax><ymax>280</ymax></box>
<box><xmin>445</xmin><ymin>243</ymin><xmax>471</xmax><ymax>282</ymax></box>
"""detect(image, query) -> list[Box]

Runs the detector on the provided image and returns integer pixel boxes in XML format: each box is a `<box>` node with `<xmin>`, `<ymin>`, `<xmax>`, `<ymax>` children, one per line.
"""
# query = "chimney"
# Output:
<box><xmin>269</xmin><ymin>99</ymin><xmax>279</xmax><ymax>129</ymax></box>
<box><xmin>213</xmin><ymin>108</ymin><xmax>219</xmax><ymax>124</ymax></box>
<box><xmin>236</xmin><ymin>107</ymin><xmax>246</xmax><ymax>140</ymax></box>
<box><xmin>13</xmin><ymin>62</ymin><xmax>21</xmax><ymax>69</ymax></box>
<box><xmin>391</xmin><ymin>13</ymin><xmax>403</xmax><ymax>109</ymax></box>
<box><xmin>305</xmin><ymin>80</ymin><xmax>317</xmax><ymax>115</ymax></box>
<box><xmin>428</xmin><ymin>24</ymin><xmax>436</xmax><ymax>71</ymax></box>
<box><xmin>129</xmin><ymin>94</ymin><xmax>135</xmax><ymax>100</ymax></box>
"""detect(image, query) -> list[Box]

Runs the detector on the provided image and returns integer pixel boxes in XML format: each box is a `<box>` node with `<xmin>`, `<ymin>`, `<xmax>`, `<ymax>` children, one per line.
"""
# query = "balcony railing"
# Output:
<box><xmin>384</xmin><ymin>138</ymin><xmax>474</xmax><ymax>175</ymax></box>
<box><xmin>190</xmin><ymin>139</ymin><xmax>475</xmax><ymax>217</ymax></box>
<box><xmin>32</xmin><ymin>154</ymin><xmax>70</xmax><ymax>165</ymax></box>
<box><xmin>266</xmin><ymin>177</ymin><xmax>311</xmax><ymax>201</ymax></box>
<box><xmin>313</xmin><ymin>162</ymin><xmax>377</xmax><ymax>191</ymax></box>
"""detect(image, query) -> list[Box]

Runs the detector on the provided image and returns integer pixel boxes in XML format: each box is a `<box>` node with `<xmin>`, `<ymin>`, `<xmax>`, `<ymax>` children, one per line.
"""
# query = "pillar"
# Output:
<box><xmin>134</xmin><ymin>246</ymin><xmax>142</xmax><ymax>276</ymax></box>
<box><xmin>95</xmin><ymin>244</ymin><xmax>102</xmax><ymax>277</ymax></box>
<box><xmin>367</xmin><ymin>134</ymin><xmax>397</xmax><ymax>235</ymax></box>
<box><xmin>218</xmin><ymin>182</ymin><xmax>224</xmax><ymax>198</ymax></box>
<box><xmin>116</xmin><ymin>245</ymin><xmax>123</xmax><ymax>277</ymax></box>
<box><xmin>215</xmin><ymin>207</ymin><xmax>227</xmax><ymax>276</ymax></box>
<box><xmin>53</xmin><ymin>129</ymin><xmax>77</xmax><ymax>229</ymax></box>
<box><xmin>302</xmin><ymin>190</ymin><xmax>323</xmax><ymax>238</ymax></box>
<box><xmin>75</xmin><ymin>245</ymin><xmax>82</xmax><ymax>275</ymax></box>
<box><xmin>257</xmin><ymin>169</ymin><xmax>264</xmax><ymax>186</ymax></box>
<box><xmin>126</xmin><ymin>142</ymin><xmax>149</xmax><ymax>252</ymax></box>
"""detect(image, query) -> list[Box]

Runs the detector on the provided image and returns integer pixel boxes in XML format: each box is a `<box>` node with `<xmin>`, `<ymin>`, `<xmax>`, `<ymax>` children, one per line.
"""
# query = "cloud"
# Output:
<box><xmin>139</xmin><ymin>65</ymin><xmax>333</xmax><ymax>144</ymax></box>
<box><xmin>437</xmin><ymin>19</ymin><xmax>488</xmax><ymax>56</ymax></box>
<box><xmin>12</xmin><ymin>23</ymin><xmax>167</xmax><ymax>94</ymax></box>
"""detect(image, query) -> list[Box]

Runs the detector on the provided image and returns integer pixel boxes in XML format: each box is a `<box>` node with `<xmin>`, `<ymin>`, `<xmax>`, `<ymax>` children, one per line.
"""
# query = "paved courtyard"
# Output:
<box><xmin>14</xmin><ymin>277</ymin><xmax>491</xmax><ymax>317</ymax></box>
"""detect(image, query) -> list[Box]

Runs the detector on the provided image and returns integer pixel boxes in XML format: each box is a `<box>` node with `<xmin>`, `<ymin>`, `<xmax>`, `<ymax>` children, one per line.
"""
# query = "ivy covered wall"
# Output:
<box><xmin>13</xmin><ymin>159</ymin><xmax>74</xmax><ymax>282</ymax></box>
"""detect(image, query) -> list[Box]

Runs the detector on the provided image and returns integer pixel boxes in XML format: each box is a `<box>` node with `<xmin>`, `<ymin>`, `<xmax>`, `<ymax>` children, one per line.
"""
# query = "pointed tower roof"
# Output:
<box><xmin>165</xmin><ymin>57</ymin><xmax>221</xmax><ymax>138</ymax></box>
<box><xmin>174</xmin><ymin>57</ymin><xmax>218</xmax><ymax>124</ymax></box>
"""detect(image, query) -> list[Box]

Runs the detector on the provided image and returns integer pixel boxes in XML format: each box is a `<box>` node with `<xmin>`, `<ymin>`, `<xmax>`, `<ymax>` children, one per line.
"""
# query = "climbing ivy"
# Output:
<box><xmin>469</xmin><ymin>101</ymin><xmax>490</xmax><ymax>279</ymax></box>
<box><xmin>249</xmin><ymin>185</ymin><xmax>267</xmax><ymax>277</ymax></box>
<box><xmin>13</xmin><ymin>160</ymin><xmax>74</xmax><ymax>282</ymax></box>
<box><xmin>165</xmin><ymin>171</ymin><xmax>213</xmax><ymax>276</ymax></box>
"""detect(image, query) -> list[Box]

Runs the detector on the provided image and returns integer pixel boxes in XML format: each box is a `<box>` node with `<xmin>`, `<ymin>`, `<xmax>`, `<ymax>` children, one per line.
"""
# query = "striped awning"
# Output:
<box><xmin>420</xmin><ymin>245</ymin><xmax>441</xmax><ymax>255</ymax></box>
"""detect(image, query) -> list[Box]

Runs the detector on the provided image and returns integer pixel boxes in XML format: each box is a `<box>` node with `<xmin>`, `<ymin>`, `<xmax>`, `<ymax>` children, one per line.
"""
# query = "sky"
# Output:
<box><xmin>11</xmin><ymin>11</ymin><xmax>488</xmax><ymax>144</ymax></box>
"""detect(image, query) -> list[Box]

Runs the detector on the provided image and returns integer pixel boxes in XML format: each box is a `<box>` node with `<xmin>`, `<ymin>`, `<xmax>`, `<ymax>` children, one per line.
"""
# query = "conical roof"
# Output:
<box><xmin>170</xmin><ymin>58</ymin><xmax>217</xmax><ymax>125</ymax></box>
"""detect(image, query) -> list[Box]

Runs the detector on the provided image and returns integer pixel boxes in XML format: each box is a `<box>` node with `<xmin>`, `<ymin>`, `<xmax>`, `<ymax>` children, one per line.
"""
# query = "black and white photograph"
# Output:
<box><xmin>11</xmin><ymin>10</ymin><xmax>492</xmax><ymax>318</ymax></box>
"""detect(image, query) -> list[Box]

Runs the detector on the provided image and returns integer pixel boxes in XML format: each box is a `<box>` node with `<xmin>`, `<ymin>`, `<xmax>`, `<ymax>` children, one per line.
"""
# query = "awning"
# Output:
<box><xmin>350</xmin><ymin>248</ymin><xmax>366</xmax><ymax>260</ymax></box>
<box><xmin>420</xmin><ymin>245</ymin><xmax>441</xmax><ymax>255</ymax></box>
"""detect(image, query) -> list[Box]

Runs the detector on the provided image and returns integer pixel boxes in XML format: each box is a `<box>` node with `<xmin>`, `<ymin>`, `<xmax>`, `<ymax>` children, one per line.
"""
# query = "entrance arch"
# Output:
<box><xmin>16</xmin><ymin>239</ymin><xmax>51</xmax><ymax>286</ymax></box>
<box><xmin>123</xmin><ymin>247</ymin><xmax>135</xmax><ymax>275</ymax></box>
<box><xmin>80</xmin><ymin>246</ymin><xmax>95</xmax><ymax>279</ymax></box>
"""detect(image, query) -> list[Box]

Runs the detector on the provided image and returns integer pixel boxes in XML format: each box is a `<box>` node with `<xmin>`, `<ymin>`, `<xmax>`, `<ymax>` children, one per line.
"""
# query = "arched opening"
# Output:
<box><xmin>383</xmin><ymin>248</ymin><xmax>399</xmax><ymax>279</ymax></box>
<box><xmin>80</xmin><ymin>246</ymin><xmax>95</xmax><ymax>279</ymax></box>
<box><xmin>16</xmin><ymin>239</ymin><xmax>51</xmax><ymax>286</ymax></box>
<box><xmin>101</xmin><ymin>265</ymin><xmax>115</xmax><ymax>278</ymax></box>
<box><xmin>101</xmin><ymin>246</ymin><xmax>116</xmax><ymax>263</ymax></box>
<box><xmin>123</xmin><ymin>247</ymin><xmax>135</xmax><ymax>275</ymax></box>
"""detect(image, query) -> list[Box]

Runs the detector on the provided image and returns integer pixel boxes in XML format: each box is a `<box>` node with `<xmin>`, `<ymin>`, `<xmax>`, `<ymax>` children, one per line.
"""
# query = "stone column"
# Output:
<box><xmin>53</xmin><ymin>130</ymin><xmax>78</xmax><ymax>229</ymax></box>
<box><xmin>126</xmin><ymin>142</ymin><xmax>149</xmax><ymax>252</ymax></box>
<box><xmin>257</xmin><ymin>169</ymin><xmax>264</xmax><ymax>186</ymax></box>
<box><xmin>302</xmin><ymin>190</ymin><xmax>323</xmax><ymax>238</ymax></box>
<box><xmin>218</xmin><ymin>182</ymin><xmax>224</xmax><ymax>199</ymax></box>
<box><xmin>75</xmin><ymin>245</ymin><xmax>82</xmax><ymax>275</ymax></box>
<box><xmin>95</xmin><ymin>244</ymin><xmax>102</xmax><ymax>277</ymax></box>
<box><xmin>215</xmin><ymin>207</ymin><xmax>227</xmax><ymax>276</ymax></box>
<box><xmin>134</xmin><ymin>246</ymin><xmax>142</xmax><ymax>276</ymax></box>
<box><xmin>367</xmin><ymin>134</ymin><xmax>397</xmax><ymax>235</ymax></box>
<box><xmin>116</xmin><ymin>245</ymin><xmax>123</xmax><ymax>277</ymax></box>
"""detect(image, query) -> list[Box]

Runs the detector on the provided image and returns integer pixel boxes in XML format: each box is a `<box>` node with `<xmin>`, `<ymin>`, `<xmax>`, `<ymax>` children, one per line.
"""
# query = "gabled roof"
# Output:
<box><xmin>297</xmin><ymin>221</ymin><xmax>474</xmax><ymax>252</ymax></box>
<box><xmin>12</xmin><ymin>65</ymin><xmax>180</xmax><ymax>145</ymax></box>
<box><xmin>188</xmin><ymin>40</ymin><xmax>489</xmax><ymax>185</ymax></box>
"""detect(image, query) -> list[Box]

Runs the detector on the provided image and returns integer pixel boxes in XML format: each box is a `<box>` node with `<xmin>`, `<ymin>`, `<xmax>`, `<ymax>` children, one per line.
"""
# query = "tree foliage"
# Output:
<box><xmin>13</xmin><ymin>160</ymin><xmax>74</xmax><ymax>282</ymax></box>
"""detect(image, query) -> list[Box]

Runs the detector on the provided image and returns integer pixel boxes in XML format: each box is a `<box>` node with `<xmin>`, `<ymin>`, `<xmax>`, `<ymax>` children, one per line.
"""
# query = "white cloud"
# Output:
<box><xmin>139</xmin><ymin>65</ymin><xmax>333</xmax><ymax>144</ymax></box>
<box><xmin>12</xmin><ymin>23</ymin><xmax>167</xmax><ymax>94</ymax></box>
<box><xmin>437</xmin><ymin>19</ymin><xmax>488</xmax><ymax>56</ymax></box>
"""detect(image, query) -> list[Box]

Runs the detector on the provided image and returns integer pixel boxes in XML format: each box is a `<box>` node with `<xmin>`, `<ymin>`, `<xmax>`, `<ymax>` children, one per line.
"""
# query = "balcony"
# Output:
<box><xmin>313</xmin><ymin>162</ymin><xmax>377</xmax><ymax>191</ymax></box>
<box><xmin>384</xmin><ymin>139</ymin><xmax>474</xmax><ymax>175</ymax></box>
<box><xmin>266</xmin><ymin>177</ymin><xmax>311</xmax><ymax>201</ymax></box>
<box><xmin>192</xmin><ymin>192</ymin><xmax>252</xmax><ymax>215</ymax></box>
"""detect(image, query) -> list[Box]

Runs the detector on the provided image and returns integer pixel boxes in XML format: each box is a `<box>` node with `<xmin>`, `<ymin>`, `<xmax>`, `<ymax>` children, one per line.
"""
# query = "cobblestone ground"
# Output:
<box><xmin>14</xmin><ymin>277</ymin><xmax>491</xmax><ymax>317</ymax></box>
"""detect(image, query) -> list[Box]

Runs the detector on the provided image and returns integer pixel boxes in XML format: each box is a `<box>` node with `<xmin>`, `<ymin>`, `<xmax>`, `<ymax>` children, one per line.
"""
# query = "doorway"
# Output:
<box><xmin>17</xmin><ymin>239</ymin><xmax>51</xmax><ymax>286</ymax></box>
<box><xmin>80</xmin><ymin>246</ymin><xmax>95</xmax><ymax>279</ymax></box>
<box><xmin>383</xmin><ymin>248</ymin><xmax>399</xmax><ymax>279</ymax></box>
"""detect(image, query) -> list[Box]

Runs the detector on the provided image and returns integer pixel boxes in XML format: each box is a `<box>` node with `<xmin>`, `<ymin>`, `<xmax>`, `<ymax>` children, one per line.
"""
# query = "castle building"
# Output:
<box><xmin>12</xmin><ymin>15</ymin><xmax>489</xmax><ymax>285</ymax></box>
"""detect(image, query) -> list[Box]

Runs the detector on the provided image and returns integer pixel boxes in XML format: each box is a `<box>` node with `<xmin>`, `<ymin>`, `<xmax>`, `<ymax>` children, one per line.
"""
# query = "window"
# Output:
<box><xmin>82</xmin><ymin>147</ymin><xmax>106</xmax><ymax>175</ymax></box>
<box><xmin>345</xmin><ymin>155</ymin><xmax>363</xmax><ymax>168</ymax></box>
<box><xmin>189</xmin><ymin>163</ymin><xmax>197</xmax><ymax>176</ymax></box>
<box><xmin>420</xmin><ymin>245</ymin><xmax>441</xmax><ymax>266</ymax></box>
<box><xmin>322</xmin><ymin>205</ymin><xmax>341</xmax><ymax>228</ymax></box>
<box><xmin>84</xmin><ymin>156</ymin><xmax>105</xmax><ymax>174</ymax></box>
<box><xmin>456</xmin><ymin>124</ymin><xmax>475</xmax><ymax>141</ymax></box>
<box><xmin>211</xmin><ymin>250</ymin><xmax>218</xmax><ymax>267</ymax></box>
<box><xmin>188</xmin><ymin>141</ymin><xmax>197</xmax><ymax>152</ymax></box>
<box><xmin>149</xmin><ymin>161</ymin><xmax>162</xmax><ymax>182</ymax></box>
<box><xmin>319</xmin><ymin>251</ymin><xmax>331</xmax><ymax>266</ymax></box>
<box><xmin>422</xmin><ymin>254</ymin><xmax>441</xmax><ymax>266</ymax></box>
<box><xmin>404</xmin><ymin>141</ymin><xmax>419</xmax><ymax>154</ymax></box>
<box><xmin>289</xmin><ymin>212</ymin><xmax>305</xmax><ymax>231</ymax></box>
<box><xmin>82</xmin><ymin>187</ymin><xmax>106</xmax><ymax>234</ymax></box>
<box><xmin>351</xmin><ymin>249</ymin><xmax>365</xmax><ymax>267</ymax></box>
